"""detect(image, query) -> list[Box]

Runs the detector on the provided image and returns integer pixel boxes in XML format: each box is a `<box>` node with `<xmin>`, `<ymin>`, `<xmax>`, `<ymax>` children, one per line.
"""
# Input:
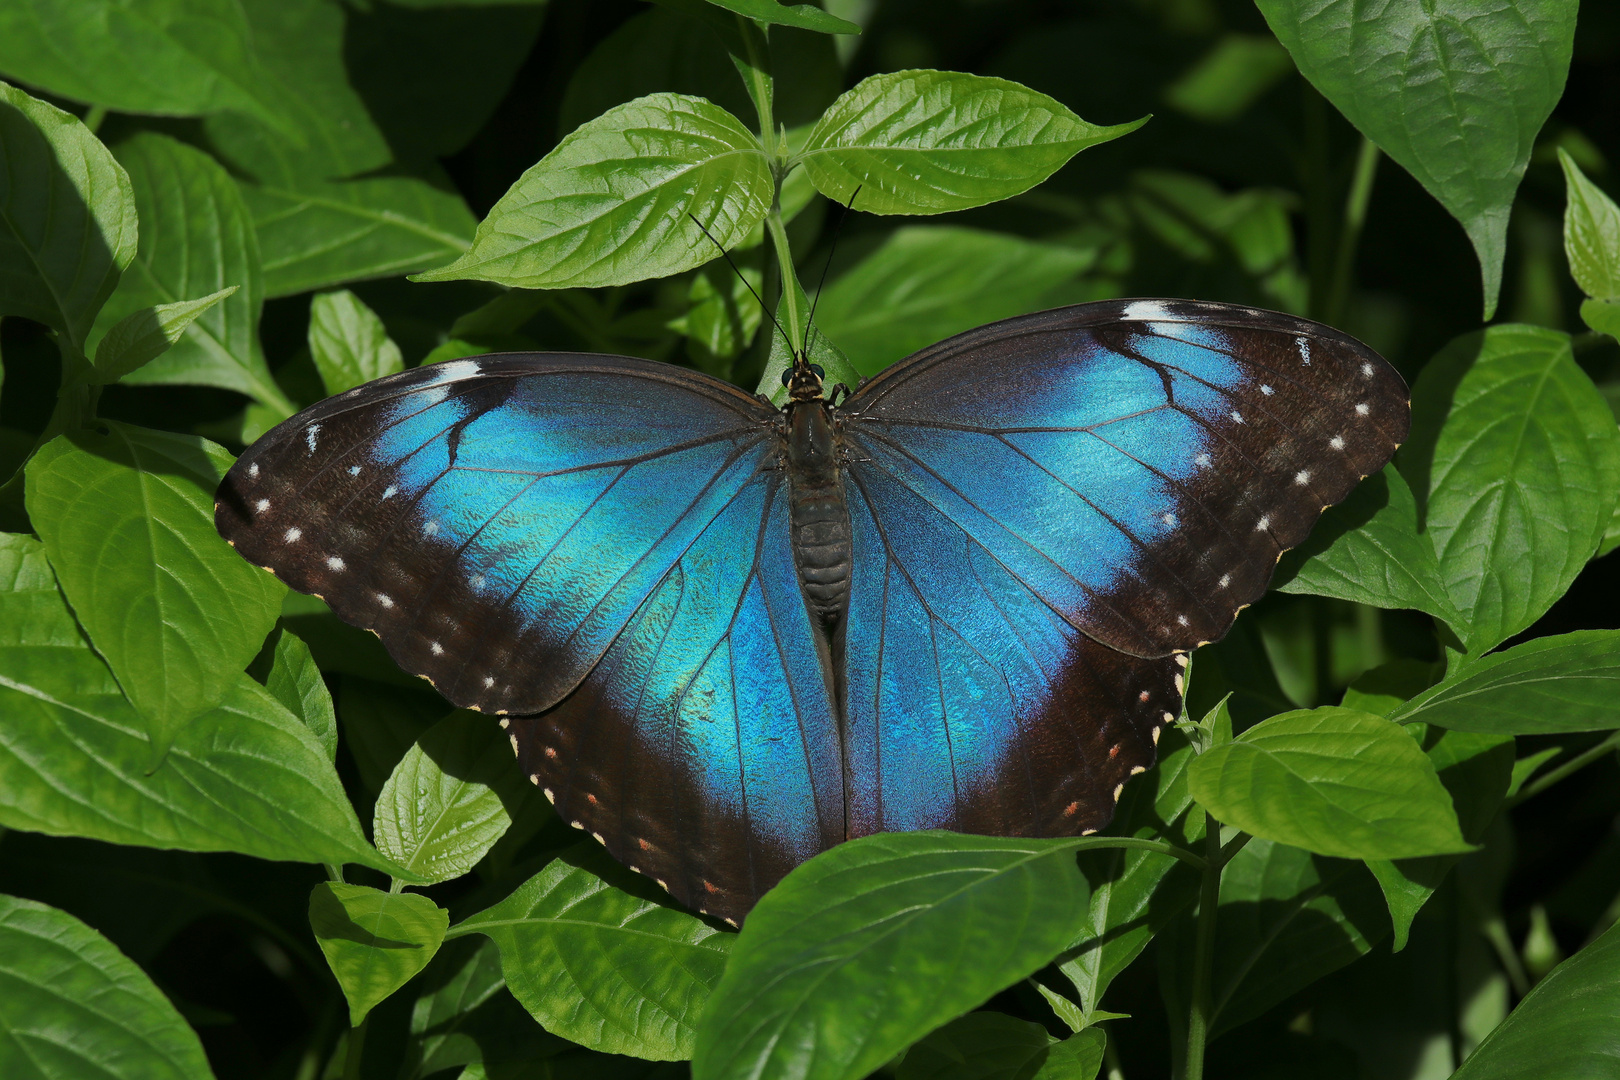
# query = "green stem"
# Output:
<box><xmin>342</xmin><ymin>1015</ymin><xmax>368</xmax><ymax>1080</ymax></box>
<box><xmin>764</xmin><ymin>202</ymin><xmax>805</xmax><ymax>353</ymax></box>
<box><xmin>1509</xmin><ymin>731</ymin><xmax>1620</xmax><ymax>807</ymax></box>
<box><xmin>83</xmin><ymin>104</ymin><xmax>108</xmax><ymax>133</ymax></box>
<box><xmin>1104</xmin><ymin>1033</ymin><xmax>1126</xmax><ymax>1080</ymax></box>
<box><xmin>1072</xmin><ymin>835</ymin><xmax>1208</xmax><ymax>873</ymax></box>
<box><xmin>1181</xmin><ymin>814</ymin><xmax>1226</xmax><ymax>1080</ymax></box>
<box><xmin>1323</xmin><ymin>137</ymin><xmax>1380</xmax><ymax>327</ymax></box>
<box><xmin>325</xmin><ymin>863</ymin><xmax>345</xmax><ymax>884</ymax></box>
<box><xmin>1479</xmin><ymin>914</ymin><xmax>1533</xmax><ymax>998</ymax></box>
<box><xmin>734</xmin><ymin>15</ymin><xmax>775</xmax><ymax>157</ymax></box>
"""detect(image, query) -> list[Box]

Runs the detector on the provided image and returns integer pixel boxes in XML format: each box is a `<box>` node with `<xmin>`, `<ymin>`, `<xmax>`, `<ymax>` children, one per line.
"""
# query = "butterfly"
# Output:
<box><xmin>215</xmin><ymin>298</ymin><xmax>1409</xmax><ymax>925</ymax></box>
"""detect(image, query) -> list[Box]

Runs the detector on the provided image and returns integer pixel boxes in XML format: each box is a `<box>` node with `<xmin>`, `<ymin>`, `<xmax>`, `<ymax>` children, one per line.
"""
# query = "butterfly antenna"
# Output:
<box><xmin>802</xmin><ymin>185</ymin><xmax>860</xmax><ymax>357</ymax></box>
<box><xmin>687</xmin><ymin>212</ymin><xmax>794</xmax><ymax>355</ymax></box>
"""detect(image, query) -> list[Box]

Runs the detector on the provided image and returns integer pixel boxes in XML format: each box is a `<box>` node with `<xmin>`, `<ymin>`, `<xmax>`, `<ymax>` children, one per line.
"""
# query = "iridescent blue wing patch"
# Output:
<box><xmin>842</xmin><ymin>298</ymin><xmax>1410</xmax><ymax>660</ymax></box>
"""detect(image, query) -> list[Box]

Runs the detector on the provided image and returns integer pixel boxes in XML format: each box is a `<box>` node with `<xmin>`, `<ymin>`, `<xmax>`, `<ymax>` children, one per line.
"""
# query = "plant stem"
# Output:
<box><xmin>1479</xmin><ymin>914</ymin><xmax>1532</xmax><ymax>998</ymax></box>
<box><xmin>1071</xmin><ymin>835</ymin><xmax>1208</xmax><ymax>873</ymax></box>
<box><xmin>342</xmin><ymin>1016</ymin><xmax>368</xmax><ymax>1080</ymax></box>
<box><xmin>1181</xmin><ymin>814</ymin><xmax>1226</xmax><ymax>1080</ymax></box>
<box><xmin>1323</xmin><ymin>137</ymin><xmax>1380</xmax><ymax>327</ymax></box>
<box><xmin>764</xmin><ymin>201</ymin><xmax>805</xmax><ymax>352</ymax></box>
<box><xmin>1510</xmin><ymin>730</ymin><xmax>1620</xmax><ymax>807</ymax></box>
<box><xmin>83</xmin><ymin>104</ymin><xmax>107</xmax><ymax>133</ymax></box>
<box><xmin>733</xmin><ymin>16</ymin><xmax>775</xmax><ymax>157</ymax></box>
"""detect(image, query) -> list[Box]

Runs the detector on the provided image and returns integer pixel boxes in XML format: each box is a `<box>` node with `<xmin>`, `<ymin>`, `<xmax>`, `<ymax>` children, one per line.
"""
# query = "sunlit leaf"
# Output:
<box><xmin>310</xmin><ymin>882</ymin><xmax>448</xmax><ymax>1026</ymax></box>
<box><xmin>91</xmin><ymin>286</ymin><xmax>237</xmax><ymax>384</ymax></box>
<box><xmin>308</xmin><ymin>289</ymin><xmax>405</xmax><ymax>397</ymax></box>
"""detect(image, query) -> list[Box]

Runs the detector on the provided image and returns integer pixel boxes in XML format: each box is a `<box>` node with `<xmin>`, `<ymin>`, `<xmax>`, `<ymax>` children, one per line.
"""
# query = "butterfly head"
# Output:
<box><xmin>781</xmin><ymin>353</ymin><xmax>826</xmax><ymax>404</ymax></box>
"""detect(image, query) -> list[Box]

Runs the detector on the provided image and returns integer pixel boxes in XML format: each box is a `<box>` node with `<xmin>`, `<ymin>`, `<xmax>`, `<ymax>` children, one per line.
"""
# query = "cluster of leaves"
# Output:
<box><xmin>0</xmin><ymin>1</ymin><xmax>1618</xmax><ymax>1079</ymax></box>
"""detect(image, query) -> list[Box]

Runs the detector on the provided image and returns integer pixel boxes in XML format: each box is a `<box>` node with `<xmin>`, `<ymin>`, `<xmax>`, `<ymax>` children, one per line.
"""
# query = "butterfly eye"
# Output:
<box><xmin>780</xmin><ymin>368</ymin><xmax>794</xmax><ymax>386</ymax></box>
<box><xmin>810</xmin><ymin>364</ymin><xmax>825</xmax><ymax>379</ymax></box>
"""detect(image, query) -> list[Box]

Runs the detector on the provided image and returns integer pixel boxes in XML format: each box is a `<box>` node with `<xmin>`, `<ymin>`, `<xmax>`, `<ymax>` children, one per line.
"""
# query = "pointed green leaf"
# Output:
<box><xmin>799</xmin><ymin>71</ymin><xmax>1146</xmax><ymax>215</ymax></box>
<box><xmin>0</xmin><ymin>894</ymin><xmax>216</xmax><ymax>1079</ymax></box>
<box><xmin>1390</xmin><ymin>629</ymin><xmax>1620</xmax><ymax>735</ymax></box>
<box><xmin>1187</xmin><ymin>707</ymin><xmax>1472</xmax><ymax>860</ymax></box>
<box><xmin>308</xmin><ymin>289</ymin><xmax>405</xmax><ymax>397</ymax></box>
<box><xmin>814</xmin><ymin>226</ymin><xmax>1092</xmax><ymax>375</ymax></box>
<box><xmin>1558</xmin><ymin>147</ymin><xmax>1620</xmax><ymax>301</ymax></box>
<box><xmin>897</xmin><ymin>1012</ymin><xmax>1067</xmax><ymax>1080</ymax></box>
<box><xmin>1399</xmin><ymin>326</ymin><xmax>1620</xmax><ymax>652</ymax></box>
<box><xmin>1274</xmin><ymin>466</ymin><xmax>1458</xmax><ymax>627</ymax></box>
<box><xmin>1582</xmin><ymin>297</ymin><xmax>1620</xmax><ymax>341</ymax></box>
<box><xmin>0</xmin><ymin>0</ymin><xmax>298</xmax><ymax>137</ymax></box>
<box><xmin>415</xmin><ymin>93</ymin><xmax>771</xmax><ymax>290</ymax></box>
<box><xmin>452</xmin><ymin>843</ymin><xmax>732</xmax><ymax>1061</ymax></box>
<box><xmin>1256</xmin><ymin>0</ymin><xmax>1577</xmax><ymax>318</ymax></box>
<box><xmin>26</xmin><ymin>424</ymin><xmax>285</xmax><ymax>753</ymax></box>
<box><xmin>691</xmin><ymin>0</ymin><xmax>859</xmax><ymax>34</ymax></box>
<box><xmin>758</xmin><ymin>280</ymin><xmax>860</xmax><ymax>405</ymax></box>
<box><xmin>0</xmin><ymin>81</ymin><xmax>137</xmax><ymax>351</ymax></box>
<box><xmin>91</xmin><ymin>286</ymin><xmax>237</xmax><ymax>384</ymax></box>
<box><xmin>374</xmin><ymin>713</ymin><xmax>530</xmax><ymax>885</ymax></box>
<box><xmin>310</xmin><ymin>882</ymin><xmax>448</xmax><ymax>1026</ymax></box>
<box><xmin>693</xmin><ymin>832</ymin><xmax>1087</xmax><ymax>1080</ymax></box>
<box><xmin>92</xmin><ymin>133</ymin><xmax>292</xmax><ymax>414</ymax></box>
<box><xmin>258</xmin><ymin>625</ymin><xmax>337</xmax><ymax>762</ymax></box>
<box><xmin>0</xmin><ymin>533</ymin><xmax>390</xmax><ymax>872</ymax></box>
<box><xmin>1451</xmin><ymin>918</ymin><xmax>1620</xmax><ymax>1080</ymax></box>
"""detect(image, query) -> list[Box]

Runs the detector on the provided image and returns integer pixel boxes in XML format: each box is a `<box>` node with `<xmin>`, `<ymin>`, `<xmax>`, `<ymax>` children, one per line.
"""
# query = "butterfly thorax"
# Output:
<box><xmin>785</xmin><ymin>398</ymin><xmax>853</xmax><ymax>628</ymax></box>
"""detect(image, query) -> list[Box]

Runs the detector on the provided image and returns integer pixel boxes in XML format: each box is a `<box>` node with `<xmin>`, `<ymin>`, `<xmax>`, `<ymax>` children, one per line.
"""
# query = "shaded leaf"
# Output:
<box><xmin>415</xmin><ymin>94</ymin><xmax>770</xmax><ymax>289</ymax></box>
<box><xmin>1187</xmin><ymin>707</ymin><xmax>1471</xmax><ymax>860</ymax></box>
<box><xmin>695</xmin><ymin>0</ymin><xmax>858</xmax><ymax>34</ymax></box>
<box><xmin>897</xmin><ymin>1012</ymin><xmax>1059</xmax><ymax>1080</ymax></box>
<box><xmin>800</xmin><ymin>70</ymin><xmax>1145</xmax><ymax>215</ymax></box>
<box><xmin>374</xmin><ymin>713</ymin><xmax>529</xmax><ymax>885</ymax></box>
<box><xmin>0</xmin><ymin>81</ymin><xmax>137</xmax><ymax>351</ymax></box>
<box><xmin>1257</xmin><ymin>0</ymin><xmax>1577</xmax><ymax>317</ymax></box>
<box><xmin>308</xmin><ymin>289</ymin><xmax>405</xmax><ymax>397</ymax></box>
<box><xmin>0</xmin><ymin>893</ymin><xmax>216</xmax><ymax>1079</ymax></box>
<box><xmin>91</xmin><ymin>286</ymin><xmax>237</xmax><ymax>384</ymax></box>
<box><xmin>1399</xmin><ymin>325</ymin><xmax>1620</xmax><ymax>653</ymax></box>
<box><xmin>758</xmin><ymin>281</ymin><xmax>860</xmax><ymax>405</ymax></box>
<box><xmin>0</xmin><ymin>534</ymin><xmax>390</xmax><ymax>872</ymax></box>
<box><xmin>453</xmin><ymin>843</ymin><xmax>731</xmax><ymax>1061</ymax></box>
<box><xmin>693</xmin><ymin>832</ymin><xmax>1087</xmax><ymax>1080</ymax></box>
<box><xmin>257</xmin><ymin>625</ymin><xmax>337</xmax><ymax>762</ymax></box>
<box><xmin>93</xmin><ymin>133</ymin><xmax>291</xmax><ymax>413</ymax></box>
<box><xmin>26</xmin><ymin>425</ymin><xmax>284</xmax><ymax>753</ymax></box>
<box><xmin>1558</xmin><ymin>147</ymin><xmax>1620</xmax><ymax>301</ymax></box>
<box><xmin>1274</xmin><ymin>466</ymin><xmax>1458</xmax><ymax>627</ymax></box>
<box><xmin>1390</xmin><ymin>629</ymin><xmax>1620</xmax><ymax>735</ymax></box>
<box><xmin>1451</xmin><ymin>918</ymin><xmax>1620</xmax><ymax>1080</ymax></box>
<box><xmin>814</xmin><ymin>226</ymin><xmax>1092</xmax><ymax>375</ymax></box>
<box><xmin>310</xmin><ymin>882</ymin><xmax>448</xmax><ymax>1026</ymax></box>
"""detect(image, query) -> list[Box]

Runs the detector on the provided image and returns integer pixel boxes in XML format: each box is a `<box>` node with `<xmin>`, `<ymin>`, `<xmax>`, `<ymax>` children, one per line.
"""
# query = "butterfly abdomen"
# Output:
<box><xmin>786</xmin><ymin>401</ymin><xmax>853</xmax><ymax>626</ymax></box>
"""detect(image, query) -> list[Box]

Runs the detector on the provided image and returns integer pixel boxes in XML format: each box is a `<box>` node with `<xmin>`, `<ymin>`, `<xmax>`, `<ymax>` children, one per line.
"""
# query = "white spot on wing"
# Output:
<box><xmin>1360</xmin><ymin>362</ymin><xmax>1374</xmax><ymax>377</ymax></box>
<box><xmin>326</xmin><ymin>556</ymin><xmax>345</xmax><ymax>571</ymax></box>
<box><xmin>1177</xmin><ymin>614</ymin><xmax>1189</xmax><ymax>626</ymax></box>
<box><xmin>1162</xmin><ymin>711</ymin><xmax>1175</xmax><ymax>724</ymax></box>
<box><xmin>376</xmin><ymin>593</ymin><xmax>394</xmax><ymax>609</ymax></box>
<box><xmin>509</xmin><ymin>733</ymin><xmax>519</xmax><ymax>753</ymax></box>
<box><xmin>1122</xmin><ymin>300</ymin><xmax>1174</xmax><ymax>322</ymax></box>
<box><xmin>248</xmin><ymin>463</ymin><xmax>259</xmax><ymax>478</ymax></box>
<box><xmin>1230</xmin><ymin>410</ymin><xmax>1244</xmax><ymax>424</ymax></box>
<box><xmin>430</xmin><ymin>359</ymin><xmax>482</xmax><ymax>385</ymax></box>
<box><xmin>423</xmin><ymin>520</ymin><xmax>439</xmax><ymax>535</ymax></box>
<box><xmin>348</xmin><ymin>465</ymin><xmax>361</xmax><ymax>476</ymax></box>
<box><xmin>1162</xmin><ymin>512</ymin><xmax>1177</xmax><ymax>526</ymax></box>
<box><xmin>305</xmin><ymin>425</ymin><xmax>320</xmax><ymax>453</ymax></box>
<box><xmin>1219</xmin><ymin>574</ymin><xmax>1230</xmax><ymax>588</ymax></box>
<box><xmin>470</xmin><ymin>574</ymin><xmax>485</xmax><ymax>589</ymax></box>
<box><xmin>1297</xmin><ymin>337</ymin><xmax>1312</xmax><ymax>365</ymax></box>
<box><xmin>1256</xmin><ymin>515</ymin><xmax>1271</xmax><ymax>531</ymax></box>
<box><xmin>255</xmin><ymin>499</ymin><xmax>270</xmax><ymax>513</ymax></box>
<box><xmin>430</xmin><ymin>641</ymin><xmax>443</xmax><ymax>656</ymax></box>
<box><xmin>1195</xmin><ymin>453</ymin><xmax>1212</xmax><ymax>468</ymax></box>
<box><xmin>1260</xmin><ymin>384</ymin><xmax>1274</xmax><ymax>396</ymax></box>
<box><xmin>1295</xmin><ymin>470</ymin><xmax>1311</xmax><ymax>485</ymax></box>
<box><xmin>283</xmin><ymin>527</ymin><xmax>302</xmax><ymax>542</ymax></box>
<box><xmin>381</xmin><ymin>486</ymin><xmax>397</xmax><ymax>500</ymax></box>
<box><xmin>483</xmin><ymin>675</ymin><xmax>495</xmax><ymax>688</ymax></box>
<box><xmin>1330</xmin><ymin>435</ymin><xmax>1346</xmax><ymax>450</ymax></box>
<box><xmin>1355</xmin><ymin>402</ymin><xmax>1369</xmax><ymax>416</ymax></box>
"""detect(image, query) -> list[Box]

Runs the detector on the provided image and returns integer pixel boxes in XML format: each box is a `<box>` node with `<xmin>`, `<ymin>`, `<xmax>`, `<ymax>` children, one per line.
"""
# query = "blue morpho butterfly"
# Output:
<box><xmin>215</xmin><ymin>298</ymin><xmax>1409</xmax><ymax>925</ymax></box>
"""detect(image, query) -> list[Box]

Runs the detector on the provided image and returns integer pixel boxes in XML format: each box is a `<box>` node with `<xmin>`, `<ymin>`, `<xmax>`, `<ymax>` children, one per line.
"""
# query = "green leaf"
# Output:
<box><xmin>1583</xmin><ymin>297</ymin><xmax>1620</xmax><ymax>340</ymax></box>
<box><xmin>693</xmin><ymin>832</ymin><xmax>1087</xmax><ymax>1080</ymax></box>
<box><xmin>758</xmin><ymin>284</ymin><xmax>861</xmax><ymax>405</ymax></box>
<box><xmin>1390</xmin><ymin>629</ymin><xmax>1620</xmax><ymax>735</ymax></box>
<box><xmin>0</xmin><ymin>534</ymin><xmax>390</xmax><ymax>872</ymax></box>
<box><xmin>0</xmin><ymin>0</ymin><xmax>297</xmax><ymax>137</ymax></box>
<box><xmin>258</xmin><ymin>625</ymin><xmax>337</xmax><ymax>762</ymax></box>
<box><xmin>1558</xmin><ymin>147</ymin><xmax>1620</xmax><ymax>301</ymax></box>
<box><xmin>693</xmin><ymin>0</ymin><xmax>859</xmax><ymax>34</ymax></box>
<box><xmin>91</xmin><ymin>133</ymin><xmax>292</xmax><ymax>414</ymax></box>
<box><xmin>799</xmin><ymin>70</ymin><xmax>1146</xmax><ymax>215</ymax></box>
<box><xmin>415</xmin><ymin>93</ymin><xmax>771</xmax><ymax>290</ymax></box>
<box><xmin>813</xmin><ymin>226</ymin><xmax>1092</xmax><ymax>375</ymax></box>
<box><xmin>1256</xmin><ymin>0</ymin><xmax>1578</xmax><ymax>318</ymax></box>
<box><xmin>308</xmin><ymin>289</ymin><xmax>405</xmax><ymax>397</ymax></box>
<box><xmin>374</xmin><ymin>713</ymin><xmax>531</xmax><ymax>885</ymax></box>
<box><xmin>1274</xmin><ymin>467</ymin><xmax>1458</xmax><ymax>627</ymax></box>
<box><xmin>0</xmin><ymin>893</ymin><xmax>216</xmax><ymax>1079</ymax></box>
<box><xmin>26</xmin><ymin>424</ymin><xmax>285</xmax><ymax>754</ymax></box>
<box><xmin>91</xmin><ymin>286</ymin><xmax>237</xmax><ymax>384</ymax></box>
<box><xmin>670</xmin><ymin>264</ymin><xmax>763</xmax><ymax>379</ymax></box>
<box><xmin>897</xmin><ymin>1011</ymin><xmax>1088</xmax><ymax>1080</ymax></box>
<box><xmin>1399</xmin><ymin>325</ymin><xmax>1620</xmax><ymax>653</ymax></box>
<box><xmin>0</xmin><ymin>81</ymin><xmax>137</xmax><ymax>351</ymax></box>
<box><xmin>338</xmin><ymin>678</ymin><xmax>445</xmax><ymax>806</ymax></box>
<box><xmin>1061</xmin><ymin>726</ymin><xmax>1202</xmax><ymax>1027</ymax></box>
<box><xmin>452</xmin><ymin>843</ymin><xmax>732</xmax><ymax>1061</ymax></box>
<box><xmin>1338</xmin><ymin>659</ymin><xmax>1438</xmax><ymax>718</ymax></box>
<box><xmin>1365</xmin><ymin>727</ymin><xmax>1514</xmax><ymax>951</ymax></box>
<box><xmin>1187</xmin><ymin>707</ymin><xmax>1472</xmax><ymax>860</ymax></box>
<box><xmin>1162</xmin><ymin>34</ymin><xmax>1294</xmax><ymax>124</ymax></box>
<box><xmin>1038</xmin><ymin>1030</ymin><xmax>1107</xmax><ymax>1080</ymax></box>
<box><xmin>1450</xmin><ymin>918</ymin><xmax>1620</xmax><ymax>1080</ymax></box>
<box><xmin>310</xmin><ymin>882</ymin><xmax>448</xmax><ymax>1027</ymax></box>
<box><xmin>242</xmin><ymin>170</ymin><xmax>477</xmax><ymax>299</ymax></box>
<box><xmin>405</xmin><ymin>938</ymin><xmax>574</xmax><ymax>1078</ymax></box>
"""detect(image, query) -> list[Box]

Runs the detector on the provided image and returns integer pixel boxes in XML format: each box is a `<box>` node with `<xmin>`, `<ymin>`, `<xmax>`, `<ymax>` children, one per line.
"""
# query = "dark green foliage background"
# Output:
<box><xmin>1</xmin><ymin>2</ymin><xmax>1618</xmax><ymax>1079</ymax></box>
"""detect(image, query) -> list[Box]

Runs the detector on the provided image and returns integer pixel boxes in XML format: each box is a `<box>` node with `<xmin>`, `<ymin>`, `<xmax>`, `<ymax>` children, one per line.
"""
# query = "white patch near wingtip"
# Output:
<box><xmin>1297</xmin><ymin>337</ymin><xmax>1312</xmax><ymax>364</ymax></box>
<box><xmin>1260</xmin><ymin>384</ymin><xmax>1274</xmax><ymax>395</ymax></box>
<box><xmin>1162</xmin><ymin>512</ymin><xmax>1177</xmax><ymax>526</ymax></box>
<box><xmin>1195</xmin><ymin>453</ymin><xmax>1212</xmax><ymax>468</ymax></box>
<box><xmin>1219</xmin><ymin>573</ymin><xmax>1231</xmax><ymax>588</ymax></box>
<box><xmin>1360</xmin><ymin>362</ymin><xmax>1374</xmax><ymax>377</ymax></box>
<box><xmin>470</xmin><ymin>574</ymin><xmax>485</xmax><ymax>589</ymax></box>
<box><xmin>423</xmin><ymin>520</ymin><xmax>439</xmax><ymax>535</ymax></box>
<box><xmin>326</xmin><ymin>556</ymin><xmax>345</xmax><ymax>571</ymax></box>
<box><xmin>1295</xmin><ymin>470</ymin><xmax>1311</xmax><ymax>485</ymax></box>
<box><xmin>376</xmin><ymin>593</ymin><xmax>394</xmax><ymax>609</ymax></box>
<box><xmin>483</xmin><ymin>675</ymin><xmax>495</xmax><ymax>688</ymax></box>
<box><xmin>248</xmin><ymin>463</ymin><xmax>259</xmax><ymax>478</ymax></box>
<box><xmin>1177</xmin><ymin>614</ymin><xmax>1189</xmax><ymax>626</ymax></box>
<box><xmin>509</xmin><ymin>734</ymin><xmax>519</xmax><ymax>753</ymax></box>
<box><xmin>429</xmin><ymin>359</ymin><xmax>482</xmax><ymax>385</ymax></box>
<box><xmin>1355</xmin><ymin>402</ymin><xmax>1369</xmax><ymax>416</ymax></box>
<box><xmin>1230</xmin><ymin>410</ymin><xmax>1244</xmax><ymax>423</ymax></box>
<box><xmin>283</xmin><ymin>527</ymin><xmax>302</xmax><ymax>542</ymax></box>
<box><xmin>1122</xmin><ymin>300</ymin><xmax>1173</xmax><ymax>322</ymax></box>
<box><xmin>255</xmin><ymin>498</ymin><xmax>270</xmax><ymax>513</ymax></box>
<box><xmin>348</xmin><ymin>465</ymin><xmax>361</xmax><ymax>477</ymax></box>
<box><xmin>381</xmin><ymin>485</ymin><xmax>397</xmax><ymax>499</ymax></box>
<box><xmin>430</xmin><ymin>641</ymin><xmax>443</xmax><ymax>656</ymax></box>
<box><xmin>1330</xmin><ymin>435</ymin><xmax>1346</xmax><ymax>450</ymax></box>
<box><xmin>305</xmin><ymin>425</ymin><xmax>320</xmax><ymax>453</ymax></box>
